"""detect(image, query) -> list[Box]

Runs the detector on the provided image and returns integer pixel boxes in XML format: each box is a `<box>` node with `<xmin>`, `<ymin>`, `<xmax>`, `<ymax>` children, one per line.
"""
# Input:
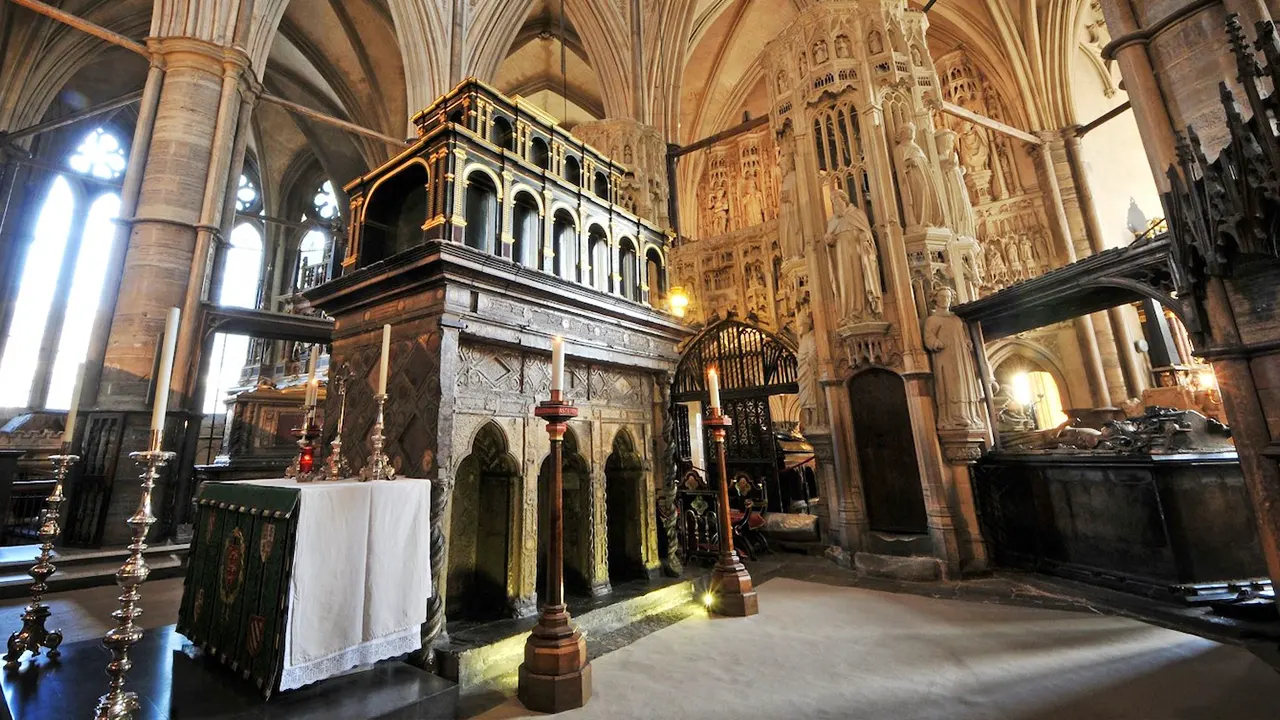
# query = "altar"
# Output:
<box><xmin>178</xmin><ymin>478</ymin><xmax>432</xmax><ymax>697</ymax></box>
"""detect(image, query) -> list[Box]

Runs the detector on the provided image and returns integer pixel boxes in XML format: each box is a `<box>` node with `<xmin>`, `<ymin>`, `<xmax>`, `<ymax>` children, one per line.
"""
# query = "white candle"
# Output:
<box><xmin>551</xmin><ymin>337</ymin><xmax>565</xmax><ymax>393</ymax></box>
<box><xmin>151</xmin><ymin>307</ymin><xmax>180</xmax><ymax>436</ymax></box>
<box><xmin>378</xmin><ymin>324</ymin><xmax>391</xmax><ymax>395</ymax></box>
<box><xmin>305</xmin><ymin>346</ymin><xmax>319</xmax><ymax>406</ymax></box>
<box><xmin>707</xmin><ymin>367</ymin><xmax>721</xmax><ymax>411</ymax></box>
<box><xmin>63</xmin><ymin>362</ymin><xmax>85</xmax><ymax>444</ymax></box>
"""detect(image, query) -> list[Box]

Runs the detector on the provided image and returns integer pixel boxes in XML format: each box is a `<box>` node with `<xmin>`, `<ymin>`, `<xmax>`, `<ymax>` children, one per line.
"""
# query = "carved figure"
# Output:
<box><xmin>924</xmin><ymin>286</ymin><xmax>986</xmax><ymax>429</ymax></box>
<box><xmin>824</xmin><ymin>188</ymin><xmax>882</xmax><ymax>322</ymax></box>
<box><xmin>777</xmin><ymin>70</ymin><xmax>788</xmax><ymax>93</ymax></box>
<box><xmin>1019</xmin><ymin>233</ymin><xmax>1038</xmax><ymax>275</ymax></box>
<box><xmin>985</xmin><ymin>242</ymin><xmax>1007</xmax><ymax>288</ymax></box>
<box><xmin>835</xmin><ymin>35</ymin><xmax>852</xmax><ymax>58</ymax></box>
<box><xmin>742</xmin><ymin>171</ymin><xmax>765</xmax><ymax>227</ymax></box>
<box><xmin>961</xmin><ymin>253</ymin><xmax>983</xmax><ymax>301</ymax></box>
<box><xmin>911</xmin><ymin>45</ymin><xmax>924</xmax><ymax>66</ymax></box>
<box><xmin>893</xmin><ymin>123</ymin><xmax>943</xmax><ymax>228</ymax></box>
<box><xmin>796</xmin><ymin>311</ymin><xmax>819</xmax><ymax>429</ymax></box>
<box><xmin>813</xmin><ymin>40</ymin><xmax>829</xmax><ymax>64</ymax></box>
<box><xmin>778</xmin><ymin>148</ymin><xmax>804</xmax><ymax>258</ymax></box>
<box><xmin>936</xmin><ymin>129</ymin><xmax>976</xmax><ymax>237</ymax></box>
<box><xmin>798</xmin><ymin>51</ymin><xmax>808</xmax><ymax>74</ymax></box>
<box><xmin>958</xmin><ymin>123</ymin><xmax>990</xmax><ymax>176</ymax></box>
<box><xmin>868</xmin><ymin>30</ymin><xmax>884</xmax><ymax>54</ymax></box>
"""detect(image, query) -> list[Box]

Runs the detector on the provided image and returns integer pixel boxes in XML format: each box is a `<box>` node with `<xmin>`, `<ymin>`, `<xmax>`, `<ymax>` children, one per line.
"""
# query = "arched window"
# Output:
<box><xmin>593</xmin><ymin>171</ymin><xmax>610</xmax><ymax>200</ymax></box>
<box><xmin>619</xmin><ymin>238</ymin><xmax>638</xmax><ymax>301</ymax></box>
<box><xmin>531</xmin><ymin>138</ymin><xmax>550</xmax><ymax>169</ymax></box>
<box><xmin>464</xmin><ymin>171</ymin><xmax>499</xmax><ymax>254</ymax></box>
<box><xmin>512</xmin><ymin>192</ymin><xmax>540</xmax><ymax>267</ymax></box>
<box><xmin>564</xmin><ymin>156</ymin><xmax>581</xmax><ymax>186</ymax></box>
<box><xmin>0</xmin><ymin>127</ymin><xmax>126</xmax><ymax>409</ymax></box>
<box><xmin>296</xmin><ymin>180</ymin><xmax>340</xmax><ymax>292</ymax></box>
<box><xmin>645</xmin><ymin>247</ymin><xmax>665</xmax><ymax>307</ymax></box>
<box><xmin>493</xmin><ymin>116</ymin><xmax>515</xmax><ymax>151</ymax></box>
<box><xmin>553</xmin><ymin>210</ymin><xmax>578</xmax><ymax>281</ymax></box>
<box><xmin>588</xmin><ymin>225</ymin><xmax>610</xmax><ymax>293</ymax></box>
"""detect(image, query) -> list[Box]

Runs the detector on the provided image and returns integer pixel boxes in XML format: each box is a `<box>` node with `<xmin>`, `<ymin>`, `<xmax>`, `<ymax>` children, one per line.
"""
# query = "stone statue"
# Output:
<box><xmin>911</xmin><ymin>45</ymin><xmax>924</xmax><ymax>66</ymax></box>
<box><xmin>924</xmin><ymin>286</ymin><xmax>987</xmax><ymax>430</ymax></box>
<box><xmin>985</xmin><ymin>242</ymin><xmax>1007</xmax><ymax>288</ymax></box>
<box><xmin>958</xmin><ymin>123</ymin><xmax>990</xmax><ymax>177</ymax></box>
<box><xmin>824</xmin><ymin>188</ymin><xmax>882</xmax><ymax>323</ymax></box>
<box><xmin>742</xmin><ymin>171</ymin><xmax>765</xmax><ymax>227</ymax></box>
<box><xmin>778</xmin><ymin>149</ymin><xmax>804</xmax><ymax>259</ymax></box>
<box><xmin>835</xmin><ymin>35</ymin><xmax>852</xmax><ymax>58</ymax></box>
<box><xmin>936</xmin><ymin>129</ymin><xmax>976</xmax><ymax>237</ymax></box>
<box><xmin>893</xmin><ymin>123</ymin><xmax>943</xmax><ymax>229</ymax></box>
<box><xmin>961</xmin><ymin>253</ymin><xmax>983</xmax><ymax>301</ymax></box>
<box><xmin>868</xmin><ymin>30</ymin><xmax>884</xmax><ymax>54</ymax></box>
<box><xmin>796</xmin><ymin>311</ymin><xmax>819</xmax><ymax>429</ymax></box>
<box><xmin>1018</xmin><ymin>233</ymin><xmax>1038</xmax><ymax>275</ymax></box>
<box><xmin>813</xmin><ymin>40</ymin><xmax>829</xmax><ymax>64</ymax></box>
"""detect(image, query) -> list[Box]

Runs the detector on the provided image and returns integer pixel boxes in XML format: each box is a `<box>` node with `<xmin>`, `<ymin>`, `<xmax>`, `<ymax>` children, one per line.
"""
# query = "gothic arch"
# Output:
<box><xmin>988</xmin><ymin>336</ymin><xmax>1075</xmax><ymax>410</ymax></box>
<box><xmin>449</xmin><ymin>420</ymin><xmax>522</xmax><ymax>620</ymax></box>
<box><xmin>673</xmin><ymin>317</ymin><xmax>799</xmax><ymax>401</ymax></box>
<box><xmin>605</xmin><ymin>427</ymin><xmax>646</xmax><ymax>586</ymax></box>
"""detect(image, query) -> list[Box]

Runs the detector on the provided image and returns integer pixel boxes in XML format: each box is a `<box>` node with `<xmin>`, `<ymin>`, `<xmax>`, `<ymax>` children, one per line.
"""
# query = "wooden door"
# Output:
<box><xmin>848</xmin><ymin>370</ymin><xmax>928</xmax><ymax>533</ymax></box>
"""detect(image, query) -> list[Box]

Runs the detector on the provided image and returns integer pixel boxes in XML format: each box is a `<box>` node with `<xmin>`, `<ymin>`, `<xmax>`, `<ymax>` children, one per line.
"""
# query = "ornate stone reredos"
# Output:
<box><xmin>763</xmin><ymin>0</ymin><xmax>937</xmax><ymax>124</ymax></box>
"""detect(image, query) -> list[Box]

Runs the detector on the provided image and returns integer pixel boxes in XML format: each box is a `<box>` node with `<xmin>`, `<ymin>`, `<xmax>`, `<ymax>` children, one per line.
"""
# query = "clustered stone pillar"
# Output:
<box><xmin>93</xmin><ymin>38</ymin><xmax>255</xmax><ymax>545</ymax></box>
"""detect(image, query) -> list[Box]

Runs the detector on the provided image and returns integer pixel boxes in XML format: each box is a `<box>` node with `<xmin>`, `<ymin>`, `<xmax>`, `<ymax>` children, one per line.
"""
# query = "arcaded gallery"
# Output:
<box><xmin>2</xmin><ymin>1</ymin><xmax>1280</xmax><ymax>718</ymax></box>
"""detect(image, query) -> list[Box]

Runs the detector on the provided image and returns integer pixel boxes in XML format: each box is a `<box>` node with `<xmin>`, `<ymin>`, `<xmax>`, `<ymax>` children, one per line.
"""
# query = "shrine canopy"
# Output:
<box><xmin>673</xmin><ymin>317</ymin><xmax>799</xmax><ymax>403</ymax></box>
<box><xmin>952</xmin><ymin>232</ymin><xmax>1199</xmax><ymax>342</ymax></box>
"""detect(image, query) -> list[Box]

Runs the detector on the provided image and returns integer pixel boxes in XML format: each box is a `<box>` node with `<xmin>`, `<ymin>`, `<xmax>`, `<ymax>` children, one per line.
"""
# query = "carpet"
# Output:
<box><xmin>470</xmin><ymin>577</ymin><xmax>1280</xmax><ymax>719</ymax></box>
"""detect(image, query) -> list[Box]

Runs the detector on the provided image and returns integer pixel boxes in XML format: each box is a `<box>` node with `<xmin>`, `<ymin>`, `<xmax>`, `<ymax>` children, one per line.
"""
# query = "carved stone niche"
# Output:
<box><xmin>572</xmin><ymin>119</ymin><xmax>671</xmax><ymax>230</ymax></box>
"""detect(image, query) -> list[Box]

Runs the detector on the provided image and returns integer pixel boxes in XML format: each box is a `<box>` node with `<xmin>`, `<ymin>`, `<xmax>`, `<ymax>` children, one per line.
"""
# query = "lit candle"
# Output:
<box><xmin>551</xmin><ymin>337</ymin><xmax>565</xmax><ymax>394</ymax></box>
<box><xmin>151</xmin><ymin>307</ymin><xmax>181</xmax><ymax>437</ymax></box>
<box><xmin>63</xmin><ymin>362</ymin><xmax>85</xmax><ymax>444</ymax></box>
<box><xmin>305</xmin><ymin>346</ymin><xmax>319</xmax><ymax>406</ymax></box>
<box><xmin>378</xmin><ymin>324</ymin><xmax>391</xmax><ymax>395</ymax></box>
<box><xmin>707</xmin><ymin>367</ymin><xmax>721</xmax><ymax>411</ymax></box>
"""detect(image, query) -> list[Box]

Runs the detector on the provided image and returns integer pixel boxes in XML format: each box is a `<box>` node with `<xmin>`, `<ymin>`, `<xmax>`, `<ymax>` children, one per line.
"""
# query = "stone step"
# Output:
<box><xmin>0</xmin><ymin>543</ymin><xmax>189</xmax><ymax>599</ymax></box>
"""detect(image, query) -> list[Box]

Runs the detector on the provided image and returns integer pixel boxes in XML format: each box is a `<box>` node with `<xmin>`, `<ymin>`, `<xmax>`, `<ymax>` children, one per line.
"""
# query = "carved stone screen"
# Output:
<box><xmin>848</xmin><ymin>369</ymin><xmax>927</xmax><ymax>533</ymax></box>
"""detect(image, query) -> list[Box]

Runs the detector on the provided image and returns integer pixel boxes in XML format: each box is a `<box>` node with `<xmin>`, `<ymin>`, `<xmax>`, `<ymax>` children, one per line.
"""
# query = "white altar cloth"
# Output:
<box><xmin>240</xmin><ymin>478</ymin><xmax>432</xmax><ymax>691</ymax></box>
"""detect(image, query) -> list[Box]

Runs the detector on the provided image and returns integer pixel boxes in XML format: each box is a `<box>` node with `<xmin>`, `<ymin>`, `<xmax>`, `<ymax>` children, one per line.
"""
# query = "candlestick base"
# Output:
<box><xmin>361</xmin><ymin>394</ymin><xmax>396</xmax><ymax>482</ymax></box>
<box><xmin>518</xmin><ymin>605</ymin><xmax>592</xmax><ymax>713</ymax></box>
<box><xmin>286</xmin><ymin>411</ymin><xmax>322</xmax><ymax>483</ymax></box>
<box><xmin>709</xmin><ymin>551</ymin><xmax>759</xmax><ymax>617</ymax></box>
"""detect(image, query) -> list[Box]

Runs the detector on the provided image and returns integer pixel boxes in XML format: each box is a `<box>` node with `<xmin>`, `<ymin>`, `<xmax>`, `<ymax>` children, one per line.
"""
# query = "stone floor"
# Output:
<box><xmin>2</xmin><ymin>558</ymin><xmax>1279</xmax><ymax>719</ymax></box>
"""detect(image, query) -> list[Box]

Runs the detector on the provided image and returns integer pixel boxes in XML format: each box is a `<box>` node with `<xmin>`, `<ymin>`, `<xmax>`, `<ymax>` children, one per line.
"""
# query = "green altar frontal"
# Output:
<box><xmin>177</xmin><ymin>481</ymin><xmax>301</xmax><ymax>698</ymax></box>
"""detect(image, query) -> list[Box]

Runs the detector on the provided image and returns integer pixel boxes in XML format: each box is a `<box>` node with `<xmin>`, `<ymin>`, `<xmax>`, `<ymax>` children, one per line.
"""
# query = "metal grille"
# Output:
<box><xmin>673</xmin><ymin>319</ymin><xmax>799</xmax><ymax>402</ymax></box>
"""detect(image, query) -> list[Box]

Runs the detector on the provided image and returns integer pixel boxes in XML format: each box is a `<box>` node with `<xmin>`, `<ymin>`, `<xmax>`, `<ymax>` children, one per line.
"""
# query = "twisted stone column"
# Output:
<box><xmin>656</xmin><ymin>374</ymin><xmax>682</xmax><ymax>576</ymax></box>
<box><xmin>413</xmin><ymin>472</ymin><xmax>454</xmax><ymax>670</ymax></box>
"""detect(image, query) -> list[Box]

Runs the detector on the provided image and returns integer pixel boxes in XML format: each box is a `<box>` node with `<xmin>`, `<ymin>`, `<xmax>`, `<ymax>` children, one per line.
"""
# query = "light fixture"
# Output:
<box><xmin>702</xmin><ymin>592</ymin><xmax>715</xmax><ymax>608</ymax></box>
<box><xmin>669</xmin><ymin>286</ymin><xmax>690</xmax><ymax>318</ymax></box>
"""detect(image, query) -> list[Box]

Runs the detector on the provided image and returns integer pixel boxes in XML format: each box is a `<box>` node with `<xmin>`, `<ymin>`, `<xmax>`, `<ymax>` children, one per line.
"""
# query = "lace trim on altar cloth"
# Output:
<box><xmin>279</xmin><ymin>626</ymin><xmax>422</xmax><ymax>692</ymax></box>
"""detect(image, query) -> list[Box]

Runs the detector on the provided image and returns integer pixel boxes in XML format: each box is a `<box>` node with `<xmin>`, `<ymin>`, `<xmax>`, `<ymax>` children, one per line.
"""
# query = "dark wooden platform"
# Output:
<box><xmin>0</xmin><ymin>625</ymin><xmax>458</xmax><ymax>720</ymax></box>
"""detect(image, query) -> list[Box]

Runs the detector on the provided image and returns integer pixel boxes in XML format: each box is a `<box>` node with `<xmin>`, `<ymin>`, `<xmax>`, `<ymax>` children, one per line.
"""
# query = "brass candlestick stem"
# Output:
<box><xmin>4</xmin><ymin>451</ymin><xmax>76</xmax><ymax>668</ymax></box>
<box><xmin>325</xmin><ymin>370</ymin><xmax>352</xmax><ymax>481</ymax></box>
<box><xmin>287</xmin><ymin>405</ymin><xmax>321</xmax><ymax>483</ymax></box>
<box><xmin>360</xmin><ymin>393</ymin><xmax>396</xmax><ymax>481</ymax></box>
<box><xmin>704</xmin><ymin>408</ymin><xmax>759</xmax><ymax>617</ymax></box>
<box><xmin>518</xmin><ymin>390</ymin><xmax>591</xmax><ymax>712</ymax></box>
<box><xmin>95</xmin><ymin>433</ymin><xmax>174</xmax><ymax>720</ymax></box>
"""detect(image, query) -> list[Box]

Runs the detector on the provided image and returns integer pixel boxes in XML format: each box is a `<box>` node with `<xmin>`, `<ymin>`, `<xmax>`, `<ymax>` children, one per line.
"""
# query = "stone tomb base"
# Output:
<box><xmin>438</xmin><ymin>577</ymin><xmax>694</xmax><ymax>688</ymax></box>
<box><xmin>0</xmin><ymin>625</ymin><xmax>458</xmax><ymax>719</ymax></box>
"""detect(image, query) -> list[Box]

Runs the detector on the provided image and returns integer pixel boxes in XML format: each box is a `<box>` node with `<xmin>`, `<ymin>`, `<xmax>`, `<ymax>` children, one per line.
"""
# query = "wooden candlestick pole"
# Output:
<box><xmin>518</xmin><ymin>390</ymin><xmax>592</xmax><ymax>713</ymax></box>
<box><xmin>703</xmin><ymin>408</ymin><xmax>759</xmax><ymax>617</ymax></box>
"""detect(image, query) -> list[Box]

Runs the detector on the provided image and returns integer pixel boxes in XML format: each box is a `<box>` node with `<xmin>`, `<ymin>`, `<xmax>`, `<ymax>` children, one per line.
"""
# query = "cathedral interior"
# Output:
<box><xmin>2</xmin><ymin>0</ymin><xmax>1280</xmax><ymax>718</ymax></box>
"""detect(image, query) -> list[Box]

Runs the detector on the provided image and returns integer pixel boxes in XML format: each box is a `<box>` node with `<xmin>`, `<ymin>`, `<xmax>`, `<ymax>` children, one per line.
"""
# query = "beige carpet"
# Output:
<box><xmin>471</xmin><ymin>577</ymin><xmax>1280</xmax><ymax>719</ymax></box>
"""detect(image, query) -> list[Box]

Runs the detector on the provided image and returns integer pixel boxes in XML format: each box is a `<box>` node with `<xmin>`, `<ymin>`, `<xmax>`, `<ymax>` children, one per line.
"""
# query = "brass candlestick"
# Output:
<box><xmin>287</xmin><ymin>405</ymin><xmax>321</xmax><ymax>483</ymax></box>
<box><xmin>325</xmin><ymin>368</ymin><xmax>353</xmax><ymax>481</ymax></box>
<box><xmin>4</xmin><ymin>450</ymin><xmax>76</xmax><ymax>668</ymax></box>
<box><xmin>95</xmin><ymin>431</ymin><xmax>174</xmax><ymax>720</ymax></box>
<box><xmin>518</xmin><ymin>390</ymin><xmax>591</xmax><ymax>712</ymax></box>
<box><xmin>360</xmin><ymin>393</ymin><xmax>396</xmax><ymax>481</ymax></box>
<box><xmin>704</xmin><ymin>408</ymin><xmax>758</xmax><ymax>617</ymax></box>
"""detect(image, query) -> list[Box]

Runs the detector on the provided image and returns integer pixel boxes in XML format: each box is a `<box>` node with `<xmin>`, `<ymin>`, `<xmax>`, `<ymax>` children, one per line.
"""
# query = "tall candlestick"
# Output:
<box><xmin>550</xmin><ymin>337</ymin><xmax>565</xmax><ymax>393</ymax></box>
<box><xmin>707</xmin><ymin>367</ymin><xmax>722</xmax><ymax>411</ymax></box>
<box><xmin>305</xmin><ymin>346</ymin><xmax>319</xmax><ymax>406</ymax></box>
<box><xmin>378</xmin><ymin>324</ymin><xmax>391</xmax><ymax>395</ymax></box>
<box><xmin>150</xmin><ymin>307</ymin><xmax>180</xmax><ymax>441</ymax></box>
<box><xmin>63</xmin><ymin>362</ymin><xmax>85</xmax><ymax>444</ymax></box>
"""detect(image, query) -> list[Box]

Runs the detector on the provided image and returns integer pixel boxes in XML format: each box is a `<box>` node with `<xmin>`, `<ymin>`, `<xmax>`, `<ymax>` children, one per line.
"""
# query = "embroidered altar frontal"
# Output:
<box><xmin>177</xmin><ymin>481</ymin><xmax>300</xmax><ymax>698</ymax></box>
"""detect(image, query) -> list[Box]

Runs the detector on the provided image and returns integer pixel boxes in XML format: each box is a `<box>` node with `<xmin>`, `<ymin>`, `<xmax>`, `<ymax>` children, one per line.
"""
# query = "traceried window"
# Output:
<box><xmin>0</xmin><ymin>127</ymin><xmax>127</xmax><ymax>409</ymax></box>
<box><xmin>295</xmin><ymin>180</ymin><xmax>340</xmax><ymax>292</ymax></box>
<box><xmin>236</xmin><ymin>173</ymin><xmax>261</xmax><ymax>213</ymax></box>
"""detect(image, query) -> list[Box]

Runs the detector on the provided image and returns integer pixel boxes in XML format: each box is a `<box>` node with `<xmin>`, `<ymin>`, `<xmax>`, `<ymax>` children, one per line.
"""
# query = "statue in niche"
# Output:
<box><xmin>924</xmin><ymin>286</ymin><xmax>987</xmax><ymax>430</ymax></box>
<box><xmin>868</xmin><ymin>30</ymin><xmax>884</xmax><ymax>54</ymax></box>
<box><xmin>961</xmin><ymin>253</ymin><xmax>983</xmax><ymax>301</ymax></box>
<box><xmin>624</xmin><ymin>144</ymin><xmax>633</xmax><ymax>164</ymax></box>
<box><xmin>742</xmin><ymin>170</ymin><xmax>765</xmax><ymax>227</ymax></box>
<box><xmin>893</xmin><ymin>122</ymin><xmax>943</xmax><ymax>229</ymax></box>
<box><xmin>813</xmin><ymin>40</ymin><xmax>829</xmax><ymax>64</ymax></box>
<box><xmin>1019</xmin><ymin>233</ymin><xmax>1038</xmax><ymax>275</ymax></box>
<box><xmin>958</xmin><ymin>123</ymin><xmax>991</xmax><ymax>177</ymax></box>
<box><xmin>824</xmin><ymin>188</ymin><xmax>882</xmax><ymax>323</ymax></box>
<box><xmin>1003</xmin><ymin>237</ymin><xmax>1024</xmax><ymax>279</ymax></box>
<box><xmin>911</xmin><ymin>45</ymin><xmax>924</xmax><ymax>66</ymax></box>
<box><xmin>778</xmin><ymin>148</ymin><xmax>804</xmax><ymax>259</ymax></box>
<box><xmin>984</xmin><ymin>242</ymin><xmax>1007</xmax><ymax>288</ymax></box>
<box><xmin>777</xmin><ymin>70</ymin><xmax>789</xmax><ymax>93</ymax></box>
<box><xmin>796</xmin><ymin>310</ymin><xmax>819</xmax><ymax>429</ymax></box>
<box><xmin>996</xmin><ymin>136</ymin><xmax>1020</xmax><ymax>197</ymax></box>
<box><xmin>798</xmin><ymin>51</ymin><xmax>808</xmax><ymax>74</ymax></box>
<box><xmin>936</xmin><ymin>129</ymin><xmax>976</xmax><ymax>237</ymax></box>
<box><xmin>706</xmin><ymin>182</ymin><xmax>729</xmax><ymax>236</ymax></box>
<box><xmin>835</xmin><ymin>35</ymin><xmax>852</xmax><ymax>58</ymax></box>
